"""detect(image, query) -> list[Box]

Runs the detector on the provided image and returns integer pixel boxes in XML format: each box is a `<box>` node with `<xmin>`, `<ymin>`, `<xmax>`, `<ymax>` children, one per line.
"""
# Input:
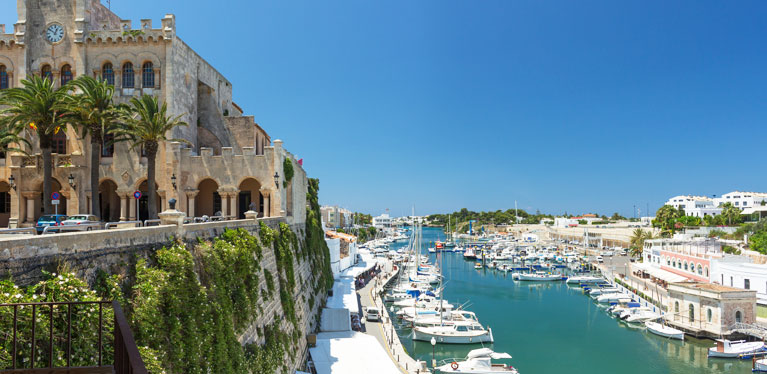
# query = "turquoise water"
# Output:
<box><xmin>389</xmin><ymin>227</ymin><xmax>753</xmax><ymax>374</ymax></box>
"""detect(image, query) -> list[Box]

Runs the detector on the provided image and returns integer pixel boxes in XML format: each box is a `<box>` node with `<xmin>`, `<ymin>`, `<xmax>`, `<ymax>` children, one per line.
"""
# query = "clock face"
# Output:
<box><xmin>45</xmin><ymin>24</ymin><xmax>64</xmax><ymax>44</ymax></box>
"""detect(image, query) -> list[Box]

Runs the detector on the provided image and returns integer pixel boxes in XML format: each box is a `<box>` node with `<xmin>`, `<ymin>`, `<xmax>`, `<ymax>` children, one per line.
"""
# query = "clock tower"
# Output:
<box><xmin>16</xmin><ymin>0</ymin><xmax>101</xmax><ymax>82</ymax></box>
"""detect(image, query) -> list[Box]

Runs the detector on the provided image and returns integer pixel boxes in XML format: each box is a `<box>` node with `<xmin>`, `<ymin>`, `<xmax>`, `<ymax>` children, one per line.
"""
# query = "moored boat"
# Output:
<box><xmin>708</xmin><ymin>339</ymin><xmax>765</xmax><ymax>358</ymax></box>
<box><xmin>435</xmin><ymin>348</ymin><xmax>518</xmax><ymax>373</ymax></box>
<box><xmin>644</xmin><ymin>321</ymin><xmax>684</xmax><ymax>340</ymax></box>
<box><xmin>412</xmin><ymin>323</ymin><xmax>494</xmax><ymax>344</ymax></box>
<box><xmin>517</xmin><ymin>272</ymin><xmax>562</xmax><ymax>281</ymax></box>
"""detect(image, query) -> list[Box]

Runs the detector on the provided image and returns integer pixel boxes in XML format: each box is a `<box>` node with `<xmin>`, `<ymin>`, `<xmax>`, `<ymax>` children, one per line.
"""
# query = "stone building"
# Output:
<box><xmin>666</xmin><ymin>282</ymin><xmax>756</xmax><ymax>338</ymax></box>
<box><xmin>0</xmin><ymin>0</ymin><xmax>305</xmax><ymax>226</ymax></box>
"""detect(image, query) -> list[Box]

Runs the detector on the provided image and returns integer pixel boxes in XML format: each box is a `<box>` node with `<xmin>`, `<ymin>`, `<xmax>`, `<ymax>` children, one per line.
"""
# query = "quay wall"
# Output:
<box><xmin>0</xmin><ymin>217</ymin><xmax>326</xmax><ymax>373</ymax></box>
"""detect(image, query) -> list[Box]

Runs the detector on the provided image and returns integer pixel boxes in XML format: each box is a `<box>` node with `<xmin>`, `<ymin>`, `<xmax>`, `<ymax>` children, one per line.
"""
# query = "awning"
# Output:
<box><xmin>632</xmin><ymin>262</ymin><xmax>688</xmax><ymax>283</ymax></box>
<box><xmin>310</xmin><ymin>331</ymin><xmax>401</xmax><ymax>374</ymax></box>
<box><xmin>325</xmin><ymin>277</ymin><xmax>358</xmax><ymax>313</ymax></box>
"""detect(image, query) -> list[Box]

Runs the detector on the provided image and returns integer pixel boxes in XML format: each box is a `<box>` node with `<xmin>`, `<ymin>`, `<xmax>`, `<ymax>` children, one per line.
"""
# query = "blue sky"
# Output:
<box><xmin>3</xmin><ymin>1</ymin><xmax>766</xmax><ymax>217</ymax></box>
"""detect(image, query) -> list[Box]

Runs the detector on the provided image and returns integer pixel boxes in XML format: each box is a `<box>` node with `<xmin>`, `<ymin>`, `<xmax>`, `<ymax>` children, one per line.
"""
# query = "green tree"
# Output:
<box><xmin>61</xmin><ymin>76</ymin><xmax>120</xmax><ymax>219</ymax></box>
<box><xmin>114</xmin><ymin>95</ymin><xmax>187</xmax><ymax>219</ymax></box>
<box><xmin>654</xmin><ymin>205</ymin><xmax>682</xmax><ymax>235</ymax></box>
<box><xmin>629</xmin><ymin>228</ymin><xmax>654</xmax><ymax>257</ymax></box>
<box><xmin>720</xmin><ymin>202</ymin><xmax>742</xmax><ymax>226</ymax></box>
<box><xmin>748</xmin><ymin>231</ymin><xmax>767</xmax><ymax>254</ymax></box>
<box><xmin>0</xmin><ymin>76</ymin><xmax>69</xmax><ymax>214</ymax></box>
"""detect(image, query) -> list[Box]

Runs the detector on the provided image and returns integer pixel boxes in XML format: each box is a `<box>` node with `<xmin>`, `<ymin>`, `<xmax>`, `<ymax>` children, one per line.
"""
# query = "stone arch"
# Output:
<box><xmin>196</xmin><ymin>178</ymin><xmax>220</xmax><ymax>218</ymax></box>
<box><xmin>0</xmin><ymin>181</ymin><xmax>10</xmax><ymax>227</ymax></box>
<box><xmin>115</xmin><ymin>52</ymin><xmax>139</xmax><ymax>68</ymax></box>
<box><xmin>98</xmin><ymin>178</ymin><xmax>120</xmax><ymax>222</ymax></box>
<box><xmin>30</xmin><ymin>57</ymin><xmax>55</xmax><ymax>73</ymax></box>
<box><xmin>688</xmin><ymin>303</ymin><xmax>695</xmax><ymax>322</ymax></box>
<box><xmin>0</xmin><ymin>56</ymin><xmax>14</xmax><ymax>73</ymax></box>
<box><xmin>237</xmin><ymin>177</ymin><xmax>262</xmax><ymax>219</ymax></box>
<box><xmin>735</xmin><ymin>310</ymin><xmax>742</xmax><ymax>323</ymax></box>
<box><xmin>704</xmin><ymin>266</ymin><xmax>709</xmax><ymax>278</ymax></box>
<box><xmin>36</xmin><ymin>178</ymin><xmax>66</xmax><ymax>218</ymax></box>
<box><xmin>136</xmin><ymin>179</ymin><xmax>160</xmax><ymax>221</ymax></box>
<box><xmin>55</xmin><ymin>57</ymin><xmax>77</xmax><ymax>72</ymax></box>
<box><xmin>137</xmin><ymin>52</ymin><xmax>162</xmax><ymax>68</ymax></box>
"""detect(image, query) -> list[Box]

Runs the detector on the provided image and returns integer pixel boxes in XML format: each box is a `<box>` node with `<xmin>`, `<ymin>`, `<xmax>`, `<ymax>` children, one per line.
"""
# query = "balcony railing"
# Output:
<box><xmin>0</xmin><ymin>300</ymin><xmax>147</xmax><ymax>374</ymax></box>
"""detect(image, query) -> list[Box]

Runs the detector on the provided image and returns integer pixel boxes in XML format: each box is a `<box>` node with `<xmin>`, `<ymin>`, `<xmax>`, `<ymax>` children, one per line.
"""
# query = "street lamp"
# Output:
<box><xmin>273</xmin><ymin>171</ymin><xmax>280</xmax><ymax>188</ymax></box>
<box><xmin>171</xmin><ymin>173</ymin><xmax>177</xmax><ymax>190</ymax></box>
<box><xmin>68</xmin><ymin>173</ymin><xmax>76</xmax><ymax>190</ymax></box>
<box><xmin>430</xmin><ymin>337</ymin><xmax>436</xmax><ymax>368</ymax></box>
<box><xmin>8</xmin><ymin>175</ymin><xmax>16</xmax><ymax>191</ymax></box>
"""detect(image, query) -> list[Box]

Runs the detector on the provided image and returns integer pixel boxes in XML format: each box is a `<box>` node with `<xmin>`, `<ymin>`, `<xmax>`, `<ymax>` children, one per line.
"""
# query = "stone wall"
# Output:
<box><xmin>0</xmin><ymin>215</ymin><xmax>325</xmax><ymax>373</ymax></box>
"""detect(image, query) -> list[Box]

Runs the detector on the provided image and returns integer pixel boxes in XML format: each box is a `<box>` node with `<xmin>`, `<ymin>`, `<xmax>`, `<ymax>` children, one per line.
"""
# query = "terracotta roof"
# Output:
<box><xmin>326</xmin><ymin>231</ymin><xmax>357</xmax><ymax>242</ymax></box>
<box><xmin>670</xmin><ymin>281</ymin><xmax>752</xmax><ymax>293</ymax></box>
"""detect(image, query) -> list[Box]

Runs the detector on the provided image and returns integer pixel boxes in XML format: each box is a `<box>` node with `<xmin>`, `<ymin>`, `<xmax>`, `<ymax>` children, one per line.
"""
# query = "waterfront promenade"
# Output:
<box><xmin>359</xmin><ymin>260</ymin><xmax>430</xmax><ymax>374</ymax></box>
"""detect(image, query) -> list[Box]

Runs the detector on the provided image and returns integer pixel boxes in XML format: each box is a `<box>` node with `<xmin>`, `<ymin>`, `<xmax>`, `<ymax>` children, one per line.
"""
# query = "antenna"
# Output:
<box><xmin>107</xmin><ymin>0</ymin><xmax>111</xmax><ymax>10</ymax></box>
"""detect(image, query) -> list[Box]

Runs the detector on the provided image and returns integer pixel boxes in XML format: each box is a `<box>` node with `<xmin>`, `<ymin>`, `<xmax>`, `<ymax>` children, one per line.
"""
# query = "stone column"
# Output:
<box><xmin>185</xmin><ymin>189</ymin><xmax>198</xmax><ymax>218</ymax></box>
<box><xmin>129</xmin><ymin>196</ymin><xmax>136</xmax><ymax>221</ymax></box>
<box><xmin>22</xmin><ymin>192</ymin><xmax>37</xmax><ymax>223</ymax></box>
<box><xmin>229</xmin><ymin>192</ymin><xmax>237</xmax><ymax>219</ymax></box>
<box><xmin>220</xmin><ymin>192</ymin><xmax>229</xmax><ymax>217</ymax></box>
<box><xmin>119</xmin><ymin>194</ymin><xmax>128</xmax><ymax>221</ymax></box>
<box><xmin>260</xmin><ymin>188</ymin><xmax>271</xmax><ymax>218</ymax></box>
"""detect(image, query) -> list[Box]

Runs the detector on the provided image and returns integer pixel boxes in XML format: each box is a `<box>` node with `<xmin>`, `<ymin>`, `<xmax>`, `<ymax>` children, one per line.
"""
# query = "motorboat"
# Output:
<box><xmin>589</xmin><ymin>287</ymin><xmax>620</xmax><ymax>297</ymax></box>
<box><xmin>621</xmin><ymin>309</ymin><xmax>660</xmax><ymax>324</ymax></box>
<box><xmin>644</xmin><ymin>321</ymin><xmax>684</xmax><ymax>340</ymax></box>
<box><xmin>474</xmin><ymin>262</ymin><xmax>483</xmax><ymax>270</ymax></box>
<box><xmin>435</xmin><ymin>348</ymin><xmax>518</xmax><ymax>373</ymax></box>
<box><xmin>596</xmin><ymin>292</ymin><xmax>633</xmax><ymax>304</ymax></box>
<box><xmin>607</xmin><ymin>301</ymin><xmax>641</xmax><ymax>316</ymax></box>
<box><xmin>517</xmin><ymin>272</ymin><xmax>562</xmax><ymax>281</ymax></box>
<box><xmin>413</xmin><ymin>310</ymin><xmax>481</xmax><ymax>328</ymax></box>
<box><xmin>464</xmin><ymin>248</ymin><xmax>477</xmax><ymax>260</ymax></box>
<box><xmin>708</xmin><ymin>339</ymin><xmax>766</xmax><ymax>358</ymax></box>
<box><xmin>412</xmin><ymin>323</ymin><xmax>494</xmax><ymax>344</ymax></box>
<box><xmin>754</xmin><ymin>357</ymin><xmax>767</xmax><ymax>372</ymax></box>
<box><xmin>566</xmin><ymin>276</ymin><xmax>603</xmax><ymax>284</ymax></box>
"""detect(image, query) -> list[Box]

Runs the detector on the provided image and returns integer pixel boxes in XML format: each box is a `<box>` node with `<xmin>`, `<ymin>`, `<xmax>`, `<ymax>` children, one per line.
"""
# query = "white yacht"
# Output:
<box><xmin>644</xmin><ymin>321</ymin><xmax>684</xmax><ymax>340</ymax></box>
<box><xmin>596</xmin><ymin>292</ymin><xmax>633</xmax><ymax>304</ymax></box>
<box><xmin>517</xmin><ymin>272</ymin><xmax>562</xmax><ymax>281</ymax></box>
<box><xmin>435</xmin><ymin>348</ymin><xmax>518</xmax><ymax>373</ymax></box>
<box><xmin>621</xmin><ymin>309</ymin><xmax>660</xmax><ymax>324</ymax></box>
<box><xmin>412</xmin><ymin>323</ymin><xmax>494</xmax><ymax>344</ymax></box>
<box><xmin>565</xmin><ymin>276</ymin><xmax>603</xmax><ymax>284</ymax></box>
<box><xmin>708</xmin><ymin>339</ymin><xmax>765</xmax><ymax>358</ymax></box>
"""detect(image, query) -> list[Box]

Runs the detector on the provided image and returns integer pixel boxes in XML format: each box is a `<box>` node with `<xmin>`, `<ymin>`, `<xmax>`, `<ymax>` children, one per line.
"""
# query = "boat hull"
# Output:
<box><xmin>412</xmin><ymin>328</ymin><xmax>494</xmax><ymax>344</ymax></box>
<box><xmin>645</xmin><ymin>322</ymin><xmax>684</xmax><ymax>340</ymax></box>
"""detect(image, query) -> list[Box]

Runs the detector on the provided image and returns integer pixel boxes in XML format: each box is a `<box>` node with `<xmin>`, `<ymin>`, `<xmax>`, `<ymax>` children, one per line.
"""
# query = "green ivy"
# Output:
<box><xmin>282</xmin><ymin>158</ymin><xmax>295</xmax><ymax>188</ymax></box>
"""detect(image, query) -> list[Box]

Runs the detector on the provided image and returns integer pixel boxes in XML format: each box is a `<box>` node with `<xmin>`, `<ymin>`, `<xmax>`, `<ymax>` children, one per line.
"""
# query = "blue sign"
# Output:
<box><xmin>133</xmin><ymin>191</ymin><xmax>142</xmax><ymax>199</ymax></box>
<box><xmin>51</xmin><ymin>192</ymin><xmax>60</xmax><ymax>200</ymax></box>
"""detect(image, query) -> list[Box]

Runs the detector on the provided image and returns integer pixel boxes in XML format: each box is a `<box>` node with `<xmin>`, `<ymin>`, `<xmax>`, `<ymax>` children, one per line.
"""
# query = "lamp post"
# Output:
<box><xmin>67</xmin><ymin>173</ymin><xmax>76</xmax><ymax>190</ymax></box>
<box><xmin>171</xmin><ymin>174</ymin><xmax>177</xmax><ymax>190</ymax></box>
<box><xmin>273</xmin><ymin>171</ymin><xmax>280</xmax><ymax>188</ymax></box>
<box><xmin>8</xmin><ymin>175</ymin><xmax>16</xmax><ymax>191</ymax></box>
<box><xmin>430</xmin><ymin>337</ymin><xmax>436</xmax><ymax>368</ymax></box>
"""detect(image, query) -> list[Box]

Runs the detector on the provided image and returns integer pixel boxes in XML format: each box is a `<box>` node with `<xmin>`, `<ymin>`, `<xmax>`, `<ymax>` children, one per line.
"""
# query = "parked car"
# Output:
<box><xmin>61</xmin><ymin>214</ymin><xmax>102</xmax><ymax>231</ymax></box>
<box><xmin>596</xmin><ymin>256</ymin><xmax>604</xmax><ymax>263</ymax></box>
<box><xmin>36</xmin><ymin>214</ymin><xmax>68</xmax><ymax>234</ymax></box>
<box><xmin>366</xmin><ymin>307</ymin><xmax>381</xmax><ymax>322</ymax></box>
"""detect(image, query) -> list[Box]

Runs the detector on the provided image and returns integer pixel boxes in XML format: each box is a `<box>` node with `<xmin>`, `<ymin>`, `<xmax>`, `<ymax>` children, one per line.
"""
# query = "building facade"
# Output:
<box><xmin>0</xmin><ymin>0</ymin><xmax>306</xmax><ymax>226</ymax></box>
<box><xmin>666</xmin><ymin>282</ymin><xmax>756</xmax><ymax>338</ymax></box>
<box><xmin>642</xmin><ymin>234</ymin><xmax>721</xmax><ymax>283</ymax></box>
<box><xmin>714</xmin><ymin>191</ymin><xmax>767</xmax><ymax>210</ymax></box>
<box><xmin>665</xmin><ymin>195</ymin><xmax>721</xmax><ymax>218</ymax></box>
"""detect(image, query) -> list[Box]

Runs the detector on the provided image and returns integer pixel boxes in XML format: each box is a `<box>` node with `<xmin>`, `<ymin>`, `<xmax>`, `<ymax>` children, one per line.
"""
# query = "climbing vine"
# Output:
<box><xmin>282</xmin><ymin>158</ymin><xmax>294</xmax><ymax>188</ymax></box>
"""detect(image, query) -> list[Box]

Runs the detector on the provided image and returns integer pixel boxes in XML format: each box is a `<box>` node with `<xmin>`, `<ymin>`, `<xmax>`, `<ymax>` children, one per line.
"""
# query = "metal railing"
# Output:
<box><xmin>0</xmin><ymin>300</ymin><xmax>147</xmax><ymax>373</ymax></box>
<box><xmin>143</xmin><ymin>219</ymin><xmax>162</xmax><ymax>227</ymax></box>
<box><xmin>0</xmin><ymin>227</ymin><xmax>37</xmax><ymax>235</ymax></box>
<box><xmin>105</xmin><ymin>221</ymin><xmax>143</xmax><ymax>229</ymax></box>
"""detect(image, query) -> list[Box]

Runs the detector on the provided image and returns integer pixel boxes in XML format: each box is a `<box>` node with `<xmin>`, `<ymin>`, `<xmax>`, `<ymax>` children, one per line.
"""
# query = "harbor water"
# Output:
<box><xmin>389</xmin><ymin>227</ymin><xmax>754</xmax><ymax>374</ymax></box>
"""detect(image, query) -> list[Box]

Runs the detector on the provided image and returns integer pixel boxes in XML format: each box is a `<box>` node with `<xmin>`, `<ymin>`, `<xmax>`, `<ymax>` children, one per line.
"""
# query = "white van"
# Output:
<box><xmin>366</xmin><ymin>307</ymin><xmax>381</xmax><ymax>322</ymax></box>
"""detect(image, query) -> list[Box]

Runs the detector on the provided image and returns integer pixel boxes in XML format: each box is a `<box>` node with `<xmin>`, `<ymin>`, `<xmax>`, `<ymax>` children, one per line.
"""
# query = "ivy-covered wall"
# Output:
<box><xmin>0</xmin><ymin>178</ymin><xmax>334</xmax><ymax>374</ymax></box>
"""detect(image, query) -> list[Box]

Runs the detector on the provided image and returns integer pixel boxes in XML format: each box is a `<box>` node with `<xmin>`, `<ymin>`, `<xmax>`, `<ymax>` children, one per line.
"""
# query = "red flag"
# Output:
<box><xmin>297</xmin><ymin>158</ymin><xmax>303</xmax><ymax>166</ymax></box>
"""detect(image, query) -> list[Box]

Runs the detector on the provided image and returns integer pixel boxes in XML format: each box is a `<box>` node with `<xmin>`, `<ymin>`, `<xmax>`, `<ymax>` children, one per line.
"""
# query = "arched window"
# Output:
<box><xmin>672</xmin><ymin>260</ymin><xmax>676</xmax><ymax>268</ymax></box>
<box><xmin>0</xmin><ymin>65</ymin><xmax>7</xmax><ymax>89</ymax></box>
<box><xmin>102</xmin><ymin>63</ymin><xmax>114</xmax><ymax>86</ymax></box>
<box><xmin>142</xmin><ymin>62</ymin><xmax>154</xmax><ymax>88</ymax></box>
<box><xmin>41</xmin><ymin>65</ymin><xmax>53</xmax><ymax>82</ymax></box>
<box><xmin>697</xmin><ymin>264</ymin><xmax>702</xmax><ymax>276</ymax></box>
<box><xmin>707</xmin><ymin>308</ymin><xmax>712</xmax><ymax>323</ymax></box>
<box><xmin>684</xmin><ymin>261</ymin><xmax>688</xmax><ymax>271</ymax></box>
<box><xmin>705</xmin><ymin>266</ymin><xmax>709</xmax><ymax>278</ymax></box>
<box><xmin>689</xmin><ymin>304</ymin><xmax>694</xmax><ymax>322</ymax></box>
<box><xmin>60</xmin><ymin>64</ymin><xmax>73</xmax><ymax>85</ymax></box>
<box><xmin>674</xmin><ymin>301</ymin><xmax>679</xmax><ymax>313</ymax></box>
<box><xmin>52</xmin><ymin>128</ymin><xmax>67</xmax><ymax>154</ymax></box>
<box><xmin>122</xmin><ymin>62</ymin><xmax>134</xmax><ymax>88</ymax></box>
<box><xmin>735</xmin><ymin>310</ymin><xmax>742</xmax><ymax>323</ymax></box>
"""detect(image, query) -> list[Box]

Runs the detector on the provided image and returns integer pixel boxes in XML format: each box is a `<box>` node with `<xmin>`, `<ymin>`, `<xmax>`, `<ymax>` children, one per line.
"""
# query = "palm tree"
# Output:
<box><xmin>0</xmin><ymin>75</ymin><xmax>69</xmax><ymax>214</ymax></box>
<box><xmin>113</xmin><ymin>95</ymin><xmax>187</xmax><ymax>220</ymax></box>
<box><xmin>61</xmin><ymin>76</ymin><xmax>120</xmax><ymax>219</ymax></box>
<box><xmin>629</xmin><ymin>228</ymin><xmax>654</xmax><ymax>258</ymax></box>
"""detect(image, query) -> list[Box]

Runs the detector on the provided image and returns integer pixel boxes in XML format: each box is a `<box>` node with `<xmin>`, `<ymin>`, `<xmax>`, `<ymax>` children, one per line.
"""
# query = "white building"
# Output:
<box><xmin>711</xmin><ymin>257</ymin><xmax>767</xmax><ymax>306</ymax></box>
<box><xmin>665</xmin><ymin>195</ymin><xmax>721</xmax><ymax>218</ymax></box>
<box><xmin>554</xmin><ymin>217</ymin><xmax>579</xmax><ymax>228</ymax></box>
<box><xmin>715</xmin><ymin>191</ymin><xmax>767</xmax><ymax>210</ymax></box>
<box><xmin>372</xmin><ymin>213</ymin><xmax>392</xmax><ymax>229</ymax></box>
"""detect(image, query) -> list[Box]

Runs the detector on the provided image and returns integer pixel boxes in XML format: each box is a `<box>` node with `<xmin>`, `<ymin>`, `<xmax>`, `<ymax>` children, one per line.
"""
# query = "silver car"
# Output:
<box><xmin>61</xmin><ymin>214</ymin><xmax>102</xmax><ymax>231</ymax></box>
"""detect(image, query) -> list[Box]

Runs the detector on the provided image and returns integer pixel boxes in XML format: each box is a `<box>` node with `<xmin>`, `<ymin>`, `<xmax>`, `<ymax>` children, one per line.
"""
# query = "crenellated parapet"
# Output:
<box><xmin>82</xmin><ymin>14</ymin><xmax>175</xmax><ymax>45</ymax></box>
<box><xmin>0</xmin><ymin>24</ymin><xmax>24</xmax><ymax>48</ymax></box>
